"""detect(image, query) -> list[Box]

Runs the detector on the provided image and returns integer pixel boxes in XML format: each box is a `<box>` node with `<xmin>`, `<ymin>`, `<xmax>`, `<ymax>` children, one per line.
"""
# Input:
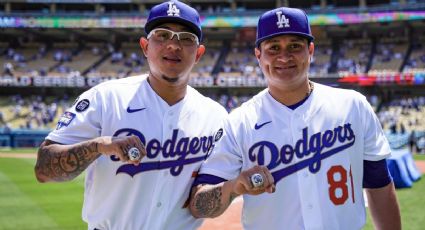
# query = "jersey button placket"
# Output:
<box><xmin>289</xmin><ymin>114</ymin><xmax>299</xmax><ymax>137</ymax></box>
<box><xmin>291</xmin><ymin>113</ymin><xmax>324</xmax><ymax>229</ymax></box>
<box><xmin>163</xmin><ymin>109</ymin><xmax>171</xmax><ymax>131</ymax></box>
<box><xmin>166</xmin><ymin>109</ymin><xmax>176</xmax><ymax>130</ymax></box>
<box><xmin>303</xmin><ymin>201</ymin><xmax>324</xmax><ymax>229</ymax></box>
<box><xmin>157</xmin><ymin>108</ymin><xmax>175</xmax><ymax>223</ymax></box>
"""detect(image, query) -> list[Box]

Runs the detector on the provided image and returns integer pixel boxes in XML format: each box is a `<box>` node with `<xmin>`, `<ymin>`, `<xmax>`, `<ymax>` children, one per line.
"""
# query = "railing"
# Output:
<box><xmin>0</xmin><ymin>129</ymin><xmax>50</xmax><ymax>148</ymax></box>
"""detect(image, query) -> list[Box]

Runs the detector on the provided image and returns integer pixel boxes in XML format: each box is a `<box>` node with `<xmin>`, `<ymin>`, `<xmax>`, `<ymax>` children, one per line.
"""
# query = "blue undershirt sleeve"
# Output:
<box><xmin>192</xmin><ymin>174</ymin><xmax>227</xmax><ymax>187</ymax></box>
<box><xmin>363</xmin><ymin>159</ymin><xmax>393</xmax><ymax>189</ymax></box>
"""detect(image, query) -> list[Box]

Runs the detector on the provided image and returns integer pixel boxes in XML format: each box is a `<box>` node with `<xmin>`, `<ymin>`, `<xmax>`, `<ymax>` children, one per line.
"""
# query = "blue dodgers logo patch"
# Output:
<box><xmin>75</xmin><ymin>99</ymin><xmax>90</xmax><ymax>112</ymax></box>
<box><xmin>56</xmin><ymin>112</ymin><xmax>76</xmax><ymax>130</ymax></box>
<box><xmin>214</xmin><ymin>128</ymin><xmax>223</xmax><ymax>142</ymax></box>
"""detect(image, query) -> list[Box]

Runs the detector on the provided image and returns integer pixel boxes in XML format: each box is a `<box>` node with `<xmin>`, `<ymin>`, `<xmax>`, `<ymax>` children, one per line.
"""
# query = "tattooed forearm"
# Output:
<box><xmin>35</xmin><ymin>140</ymin><xmax>101</xmax><ymax>182</ymax></box>
<box><xmin>193</xmin><ymin>186</ymin><xmax>225</xmax><ymax>218</ymax></box>
<box><xmin>229</xmin><ymin>191</ymin><xmax>239</xmax><ymax>203</ymax></box>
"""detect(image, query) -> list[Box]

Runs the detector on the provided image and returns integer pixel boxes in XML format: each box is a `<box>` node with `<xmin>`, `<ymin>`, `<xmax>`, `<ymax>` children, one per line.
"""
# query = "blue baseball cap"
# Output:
<box><xmin>145</xmin><ymin>0</ymin><xmax>202</xmax><ymax>41</ymax></box>
<box><xmin>256</xmin><ymin>7</ymin><xmax>314</xmax><ymax>48</ymax></box>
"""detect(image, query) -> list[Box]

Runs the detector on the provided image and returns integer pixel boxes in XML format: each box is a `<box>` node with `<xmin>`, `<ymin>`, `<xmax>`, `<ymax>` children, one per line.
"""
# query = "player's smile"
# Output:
<box><xmin>274</xmin><ymin>64</ymin><xmax>297</xmax><ymax>72</ymax></box>
<box><xmin>275</xmin><ymin>63</ymin><xmax>296</xmax><ymax>69</ymax></box>
<box><xmin>163</xmin><ymin>54</ymin><xmax>182</xmax><ymax>63</ymax></box>
<box><xmin>159</xmin><ymin>51</ymin><xmax>186</xmax><ymax>76</ymax></box>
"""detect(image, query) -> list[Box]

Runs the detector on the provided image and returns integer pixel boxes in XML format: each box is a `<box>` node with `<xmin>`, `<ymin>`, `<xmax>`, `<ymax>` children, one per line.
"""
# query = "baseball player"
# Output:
<box><xmin>34</xmin><ymin>1</ymin><xmax>227</xmax><ymax>229</ymax></box>
<box><xmin>189</xmin><ymin>7</ymin><xmax>401</xmax><ymax>230</ymax></box>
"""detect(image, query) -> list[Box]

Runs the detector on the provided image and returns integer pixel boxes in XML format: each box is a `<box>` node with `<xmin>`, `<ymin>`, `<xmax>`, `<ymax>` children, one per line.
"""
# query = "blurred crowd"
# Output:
<box><xmin>1</xmin><ymin>93</ymin><xmax>424</xmax><ymax>153</ymax></box>
<box><xmin>2</xmin><ymin>32</ymin><xmax>424</xmax><ymax>80</ymax></box>
<box><xmin>0</xmin><ymin>94</ymin><xmax>70</xmax><ymax>131</ymax></box>
<box><xmin>377</xmin><ymin>96</ymin><xmax>425</xmax><ymax>154</ymax></box>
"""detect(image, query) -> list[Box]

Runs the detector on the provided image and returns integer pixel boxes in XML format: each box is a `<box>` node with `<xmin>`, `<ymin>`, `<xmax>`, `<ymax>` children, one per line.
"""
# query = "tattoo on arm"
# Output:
<box><xmin>35</xmin><ymin>140</ymin><xmax>101</xmax><ymax>182</ymax></box>
<box><xmin>229</xmin><ymin>192</ymin><xmax>239</xmax><ymax>203</ymax></box>
<box><xmin>193</xmin><ymin>186</ymin><xmax>225</xmax><ymax>218</ymax></box>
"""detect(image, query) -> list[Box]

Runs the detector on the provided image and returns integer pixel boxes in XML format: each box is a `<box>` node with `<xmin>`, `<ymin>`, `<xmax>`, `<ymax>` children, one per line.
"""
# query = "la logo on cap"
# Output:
<box><xmin>167</xmin><ymin>2</ymin><xmax>180</xmax><ymax>16</ymax></box>
<box><xmin>276</xmin><ymin>11</ymin><xmax>290</xmax><ymax>28</ymax></box>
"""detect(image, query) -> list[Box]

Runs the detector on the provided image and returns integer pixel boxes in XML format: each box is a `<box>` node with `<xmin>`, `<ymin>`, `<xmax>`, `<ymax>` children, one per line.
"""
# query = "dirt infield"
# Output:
<box><xmin>199</xmin><ymin>197</ymin><xmax>243</xmax><ymax>230</ymax></box>
<box><xmin>0</xmin><ymin>153</ymin><xmax>37</xmax><ymax>159</ymax></box>
<box><xmin>416</xmin><ymin>160</ymin><xmax>425</xmax><ymax>173</ymax></box>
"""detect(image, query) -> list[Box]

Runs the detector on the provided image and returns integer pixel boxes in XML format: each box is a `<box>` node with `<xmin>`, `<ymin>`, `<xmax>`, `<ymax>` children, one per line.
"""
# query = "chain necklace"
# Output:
<box><xmin>307</xmin><ymin>80</ymin><xmax>314</xmax><ymax>97</ymax></box>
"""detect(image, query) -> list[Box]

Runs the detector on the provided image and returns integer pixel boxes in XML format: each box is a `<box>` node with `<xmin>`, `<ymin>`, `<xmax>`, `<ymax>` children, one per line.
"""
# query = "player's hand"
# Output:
<box><xmin>231</xmin><ymin>165</ymin><xmax>275</xmax><ymax>196</ymax></box>
<box><xmin>97</xmin><ymin>135</ymin><xmax>146</xmax><ymax>166</ymax></box>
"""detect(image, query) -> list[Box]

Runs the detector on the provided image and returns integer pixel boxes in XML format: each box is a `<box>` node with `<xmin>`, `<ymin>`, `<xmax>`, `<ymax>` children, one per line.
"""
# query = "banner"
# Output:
<box><xmin>1</xmin><ymin>71</ymin><xmax>424</xmax><ymax>87</ymax></box>
<box><xmin>1</xmin><ymin>11</ymin><xmax>425</xmax><ymax>28</ymax></box>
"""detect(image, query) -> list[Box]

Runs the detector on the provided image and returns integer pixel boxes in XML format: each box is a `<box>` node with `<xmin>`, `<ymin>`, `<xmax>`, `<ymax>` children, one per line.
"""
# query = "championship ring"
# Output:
<box><xmin>127</xmin><ymin>147</ymin><xmax>141</xmax><ymax>161</ymax></box>
<box><xmin>250</xmin><ymin>173</ymin><xmax>264</xmax><ymax>188</ymax></box>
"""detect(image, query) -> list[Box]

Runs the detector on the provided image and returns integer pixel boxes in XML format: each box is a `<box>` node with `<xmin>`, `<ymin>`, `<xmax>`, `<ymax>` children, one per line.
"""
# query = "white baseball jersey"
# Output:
<box><xmin>46</xmin><ymin>74</ymin><xmax>227</xmax><ymax>230</ymax></box>
<box><xmin>199</xmin><ymin>83</ymin><xmax>391</xmax><ymax>230</ymax></box>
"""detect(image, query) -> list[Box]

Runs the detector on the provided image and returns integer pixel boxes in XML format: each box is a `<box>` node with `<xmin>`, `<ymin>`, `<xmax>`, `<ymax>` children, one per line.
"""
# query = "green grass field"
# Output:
<box><xmin>0</xmin><ymin>149</ymin><xmax>86</xmax><ymax>230</ymax></box>
<box><xmin>0</xmin><ymin>149</ymin><xmax>424</xmax><ymax>230</ymax></box>
<box><xmin>364</xmin><ymin>152</ymin><xmax>425</xmax><ymax>230</ymax></box>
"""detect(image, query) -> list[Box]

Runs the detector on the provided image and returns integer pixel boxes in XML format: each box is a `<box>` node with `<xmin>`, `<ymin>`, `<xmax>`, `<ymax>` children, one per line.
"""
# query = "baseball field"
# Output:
<box><xmin>1</xmin><ymin>148</ymin><xmax>424</xmax><ymax>230</ymax></box>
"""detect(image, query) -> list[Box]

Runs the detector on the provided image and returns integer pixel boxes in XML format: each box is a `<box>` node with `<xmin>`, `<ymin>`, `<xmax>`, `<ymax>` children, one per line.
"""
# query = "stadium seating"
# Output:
<box><xmin>370</xmin><ymin>36</ymin><xmax>408</xmax><ymax>72</ymax></box>
<box><xmin>0</xmin><ymin>95</ymin><xmax>69</xmax><ymax>131</ymax></box>
<box><xmin>1</xmin><ymin>31</ymin><xmax>423</xmax><ymax>80</ymax></box>
<box><xmin>405</xmin><ymin>35</ymin><xmax>425</xmax><ymax>71</ymax></box>
<box><xmin>310</xmin><ymin>41</ymin><xmax>332</xmax><ymax>76</ymax></box>
<box><xmin>93</xmin><ymin>42</ymin><xmax>148</xmax><ymax>78</ymax></box>
<box><xmin>337</xmin><ymin>38</ymin><xmax>372</xmax><ymax>74</ymax></box>
<box><xmin>193</xmin><ymin>39</ymin><xmax>221</xmax><ymax>76</ymax></box>
<box><xmin>60</xmin><ymin>43</ymin><xmax>105</xmax><ymax>73</ymax></box>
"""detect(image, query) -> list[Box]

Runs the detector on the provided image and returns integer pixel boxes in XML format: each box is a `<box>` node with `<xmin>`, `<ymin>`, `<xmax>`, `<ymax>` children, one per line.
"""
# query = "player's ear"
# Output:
<box><xmin>308</xmin><ymin>42</ymin><xmax>314</xmax><ymax>57</ymax></box>
<box><xmin>139</xmin><ymin>37</ymin><xmax>149</xmax><ymax>57</ymax></box>
<box><xmin>254</xmin><ymin>47</ymin><xmax>261</xmax><ymax>61</ymax></box>
<box><xmin>194</xmin><ymin>44</ymin><xmax>205</xmax><ymax>63</ymax></box>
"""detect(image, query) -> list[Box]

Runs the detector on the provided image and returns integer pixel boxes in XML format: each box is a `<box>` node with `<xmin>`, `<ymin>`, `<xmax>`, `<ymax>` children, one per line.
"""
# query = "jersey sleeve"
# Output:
<box><xmin>46</xmin><ymin>87</ymin><xmax>102</xmax><ymax>144</ymax></box>
<box><xmin>199</xmin><ymin>115</ymin><xmax>243</xmax><ymax>180</ymax></box>
<box><xmin>359</xmin><ymin>94</ymin><xmax>391</xmax><ymax>161</ymax></box>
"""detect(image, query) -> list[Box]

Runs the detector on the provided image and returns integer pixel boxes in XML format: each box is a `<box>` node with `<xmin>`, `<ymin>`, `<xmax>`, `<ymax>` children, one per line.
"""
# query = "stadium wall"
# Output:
<box><xmin>0</xmin><ymin>129</ymin><xmax>49</xmax><ymax>147</ymax></box>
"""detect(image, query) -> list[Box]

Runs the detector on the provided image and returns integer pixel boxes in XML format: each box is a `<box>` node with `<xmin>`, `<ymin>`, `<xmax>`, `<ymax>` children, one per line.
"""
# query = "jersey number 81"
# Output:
<box><xmin>327</xmin><ymin>165</ymin><xmax>355</xmax><ymax>205</ymax></box>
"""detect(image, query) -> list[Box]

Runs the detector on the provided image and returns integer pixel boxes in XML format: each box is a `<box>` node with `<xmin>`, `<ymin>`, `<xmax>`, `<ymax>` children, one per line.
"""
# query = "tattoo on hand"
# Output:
<box><xmin>36</xmin><ymin>141</ymin><xmax>100</xmax><ymax>182</ymax></box>
<box><xmin>194</xmin><ymin>186</ymin><xmax>223</xmax><ymax>218</ymax></box>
